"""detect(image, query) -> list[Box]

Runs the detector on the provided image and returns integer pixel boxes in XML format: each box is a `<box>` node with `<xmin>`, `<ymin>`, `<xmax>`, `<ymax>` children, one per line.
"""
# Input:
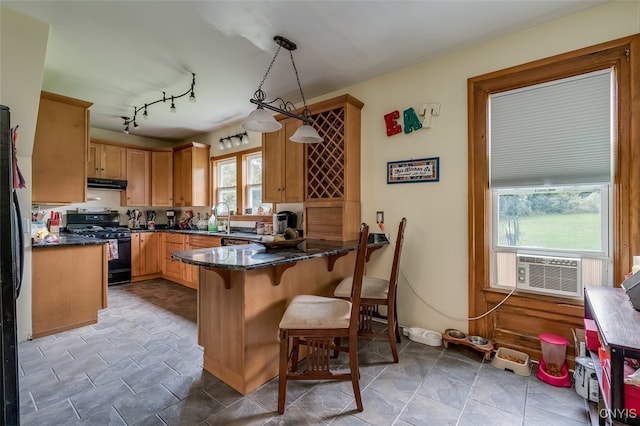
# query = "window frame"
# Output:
<box><xmin>468</xmin><ymin>35</ymin><xmax>639</xmax><ymax>334</ymax></box>
<box><xmin>214</xmin><ymin>157</ymin><xmax>237</xmax><ymax>211</ymax></box>
<box><xmin>210</xmin><ymin>147</ymin><xmax>272</xmax><ymax>220</ymax></box>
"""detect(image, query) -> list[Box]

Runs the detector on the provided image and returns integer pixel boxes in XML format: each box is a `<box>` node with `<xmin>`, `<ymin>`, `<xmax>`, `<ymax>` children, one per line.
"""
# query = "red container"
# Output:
<box><xmin>626</xmin><ymin>383</ymin><xmax>640</xmax><ymax>412</ymax></box>
<box><xmin>584</xmin><ymin>319</ymin><xmax>600</xmax><ymax>351</ymax></box>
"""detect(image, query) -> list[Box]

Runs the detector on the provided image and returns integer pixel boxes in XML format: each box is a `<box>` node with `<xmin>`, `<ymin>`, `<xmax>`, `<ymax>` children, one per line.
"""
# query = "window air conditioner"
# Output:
<box><xmin>516</xmin><ymin>253</ymin><xmax>582</xmax><ymax>297</ymax></box>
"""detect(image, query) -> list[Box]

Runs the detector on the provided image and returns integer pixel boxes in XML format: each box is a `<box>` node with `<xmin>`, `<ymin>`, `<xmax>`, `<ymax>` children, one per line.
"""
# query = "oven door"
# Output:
<box><xmin>108</xmin><ymin>237</ymin><xmax>131</xmax><ymax>285</ymax></box>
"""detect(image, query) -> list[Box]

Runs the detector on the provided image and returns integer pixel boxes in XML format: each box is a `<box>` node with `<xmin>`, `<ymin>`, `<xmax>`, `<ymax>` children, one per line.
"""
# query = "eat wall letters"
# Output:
<box><xmin>384</xmin><ymin>103</ymin><xmax>441</xmax><ymax>137</ymax></box>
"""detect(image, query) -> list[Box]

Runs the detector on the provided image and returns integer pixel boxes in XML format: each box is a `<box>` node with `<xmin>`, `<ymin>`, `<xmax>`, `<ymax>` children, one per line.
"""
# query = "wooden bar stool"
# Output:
<box><xmin>334</xmin><ymin>218</ymin><xmax>407</xmax><ymax>363</ymax></box>
<box><xmin>277</xmin><ymin>224</ymin><xmax>370</xmax><ymax>414</ymax></box>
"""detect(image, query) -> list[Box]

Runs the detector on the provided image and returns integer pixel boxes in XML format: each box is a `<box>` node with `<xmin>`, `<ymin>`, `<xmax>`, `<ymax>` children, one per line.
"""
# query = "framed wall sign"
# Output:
<box><xmin>387</xmin><ymin>157</ymin><xmax>439</xmax><ymax>184</ymax></box>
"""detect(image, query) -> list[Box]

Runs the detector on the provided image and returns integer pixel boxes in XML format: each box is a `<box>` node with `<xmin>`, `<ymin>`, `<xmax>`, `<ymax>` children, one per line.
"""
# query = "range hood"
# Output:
<box><xmin>87</xmin><ymin>177</ymin><xmax>127</xmax><ymax>190</ymax></box>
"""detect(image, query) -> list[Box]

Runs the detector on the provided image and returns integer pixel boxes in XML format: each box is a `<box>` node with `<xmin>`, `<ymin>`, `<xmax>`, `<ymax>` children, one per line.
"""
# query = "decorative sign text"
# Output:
<box><xmin>387</xmin><ymin>157</ymin><xmax>440</xmax><ymax>184</ymax></box>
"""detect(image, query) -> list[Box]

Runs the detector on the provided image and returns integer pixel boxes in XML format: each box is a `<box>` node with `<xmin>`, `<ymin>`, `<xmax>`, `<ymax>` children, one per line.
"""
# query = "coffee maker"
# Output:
<box><xmin>273</xmin><ymin>211</ymin><xmax>298</xmax><ymax>234</ymax></box>
<box><xmin>166</xmin><ymin>210</ymin><xmax>176</xmax><ymax>229</ymax></box>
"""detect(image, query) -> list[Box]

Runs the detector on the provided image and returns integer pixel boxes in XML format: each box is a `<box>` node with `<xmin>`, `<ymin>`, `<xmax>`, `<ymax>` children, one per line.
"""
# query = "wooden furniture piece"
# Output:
<box><xmin>162</xmin><ymin>232</ymin><xmax>187</xmax><ymax>284</ymax></box>
<box><xmin>151</xmin><ymin>149</ymin><xmax>174</xmax><ymax>207</ymax></box>
<box><xmin>32</xmin><ymin>244</ymin><xmax>107</xmax><ymax>338</ymax></box>
<box><xmin>122</xmin><ymin>148</ymin><xmax>150</xmax><ymax>206</ymax></box>
<box><xmin>88</xmin><ymin>140</ymin><xmax>126</xmax><ymax>179</ymax></box>
<box><xmin>262</xmin><ymin>117</ymin><xmax>305</xmax><ymax>203</ymax></box>
<box><xmin>159</xmin><ymin>232</ymin><xmax>222</xmax><ymax>288</ymax></box>
<box><xmin>32</xmin><ymin>91</ymin><xmax>93</xmax><ymax>204</ymax></box>
<box><xmin>584</xmin><ymin>287</ymin><xmax>640</xmax><ymax>425</ymax></box>
<box><xmin>334</xmin><ymin>218</ymin><xmax>406</xmax><ymax>362</ymax></box>
<box><xmin>278</xmin><ymin>224</ymin><xmax>369</xmax><ymax>414</ymax></box>
<box><xmin>184</xmin><ymin>234</ymin><xmax>221</xmax><ymax>288</ymax></box>
<box><xmin>131</xmin><ymin>232</ymin><xmax>160</xmax><ymax>281</ymax></box>
<box><xmin>303</xmin><ymin>94</ymin><xmax>364</xmax><ymax>241</ymax></box>
<box><xmin>173</xmin><ymin>142</ymin><xmax>209</xmax><ymax>207</ymax></box>
<box><xmin>441</xmin><ymin>328</ymin><xmax>495</xmax><ymax>361</ymax></box>
<box><xmin>189</xmin><ymin>241</ymin><xmax>376</xmax><ymax>395</ymax></box>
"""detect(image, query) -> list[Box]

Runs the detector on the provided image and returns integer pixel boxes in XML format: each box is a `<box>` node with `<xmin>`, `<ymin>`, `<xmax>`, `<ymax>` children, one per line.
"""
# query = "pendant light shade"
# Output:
<box><xmin>290</xmin><ymin>124</ymin><xmax>323</xmax><ymax>143</ymax></box>
<box><xmin>241</xmin><ymin>35</ymin><xmax>323</xmax><ymax>143</ymax></box>
<box><xmin>241</xmin><ymin>107</ymin><xmax>282</xmax><ymax>132</ymax></box>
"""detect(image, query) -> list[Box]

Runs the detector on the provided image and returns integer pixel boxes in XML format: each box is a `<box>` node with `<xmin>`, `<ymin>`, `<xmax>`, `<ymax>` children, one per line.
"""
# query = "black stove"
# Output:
<box><xmin>65</xmin><ymin>210</ymin><xmax>131</xmax><ymax>285</ymax></box>
<box><xmin>66</xmin><ymin>226</ymin><xmax>131</xmax><ymax>240</ymax></box>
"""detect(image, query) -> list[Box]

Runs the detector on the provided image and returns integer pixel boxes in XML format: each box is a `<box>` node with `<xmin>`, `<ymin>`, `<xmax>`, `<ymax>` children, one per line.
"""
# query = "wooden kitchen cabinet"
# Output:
<box><xmin>173</xmin><ymin>142</ymin><xmax>209</xmax><ymax>207</ymax></box>
<box><xmin>88</xmin><ymin>141</ymin><xmax>126</xmax><ymax>179</ymax></box>
<box><xmin>185</xmin><ymin>235</ymin><xmax>221</xmax><ymax>287</ymax></box>
<box><xmin>151</xmin><ymin>149</ymin><xmax>174</xmax><ymax>207</ymax></box>
<box><xmin>131</xmin><ymin>232</ymin><xmax>160</xmax><ymax>280</ymax></box>
<box><xmin>303</xmin><ymin>94</ymin><xmax>364</xmax><ymax>240</ymax></box>
<box><xmin>162</xmin><ymin>232</ymin><xmax>189</xmax><ymax>286</ymax></box>
<box><xmin>122</xmin><ymin>148</ymin><xmax>150</xmax><ymax>206</ymax></box>
<box><xmin>32</xmin><ymin>91</ymin><xmax>93</xmax><ymax>204</ymax></box>
<box><xmin>262</xmin><ymin>117</ymin><xmax>305</xmax><ymax>203</ymax></box>
<box><xmin>32</xmin><ymin>244</ymin><xmax>107</xmax><ymax>338</ymax></box>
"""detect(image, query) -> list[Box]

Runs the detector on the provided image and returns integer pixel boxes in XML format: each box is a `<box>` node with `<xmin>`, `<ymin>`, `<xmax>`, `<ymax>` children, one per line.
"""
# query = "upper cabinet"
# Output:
<box><xmin>151</xmin><ymin>150</ymin><xmax>173</xmax><ymax>207</ymax></box>
<box><xmin>32</xmin><ymin>91</ymin><xmax>93</xmax><ymax>204</ymax></box>
<box><xmin>88</xmin><ymin>141</ymin><xmax>126</xmax><ymax>179</ymax></box>
<box><xmin>121</xmin><ymin>148</ymin><xmax>150</xmax><ymax>206</ymax></box>
<box><xmin>303</xmin><ymin>95</ymin><xmax>364</xmax><ymax>241</ymax></box>
<box><xmin>173</xmin><ymin>142</ymin><xmax>209</xmax><ymax>207</ymax></box>
<box><xmin>305</xmin><ymin>95</ymin><xmax>363</xmax><ymax>202</ymax></box>
<box><xmin>262</xmin><ymin>118</ymin><xmax>305</xmax><ymax>203</ymax></box>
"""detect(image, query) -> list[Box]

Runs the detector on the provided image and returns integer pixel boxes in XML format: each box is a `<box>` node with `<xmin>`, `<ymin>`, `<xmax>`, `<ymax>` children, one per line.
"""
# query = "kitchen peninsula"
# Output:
<box><xmin>32</xmin><ymin>235</ymin><xmax>107</xmax><ymax>338</ymax></box>
<box><xmin>172</xmin><ymin>235</ymin><xmax>388</xmax><ymax>394</ymax></box>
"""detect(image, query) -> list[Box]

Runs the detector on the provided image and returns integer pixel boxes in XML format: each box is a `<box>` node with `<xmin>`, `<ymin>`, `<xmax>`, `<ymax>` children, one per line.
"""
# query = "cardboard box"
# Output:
<box><xmin>584</xmin><ymin>318</ymin><xmax>600</xmax><ymax>351</ymax></box>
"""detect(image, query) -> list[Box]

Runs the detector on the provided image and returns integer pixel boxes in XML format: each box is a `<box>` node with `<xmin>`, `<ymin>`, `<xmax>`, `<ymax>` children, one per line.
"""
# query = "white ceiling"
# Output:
<box><xmin>4</xmin><ymin>0</ymin><xmax>607</xmax><ymax>141</ymax></box>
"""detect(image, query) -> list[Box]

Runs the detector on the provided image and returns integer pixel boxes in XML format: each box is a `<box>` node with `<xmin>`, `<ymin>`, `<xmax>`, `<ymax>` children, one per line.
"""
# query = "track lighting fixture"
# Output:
<box><xmin>121</xmin><ymin>72</ymin><xmax>196</xmax><ymax>134</ymax></box>
<box><xmin>241</xmin><ymin>36</ymin><xmax>323</xmax><ymax>143</ymax></box>
<box><xmin>218</xmin><ymin>131</ymin><xmax>249</xmax><ymax>150</ymax></box>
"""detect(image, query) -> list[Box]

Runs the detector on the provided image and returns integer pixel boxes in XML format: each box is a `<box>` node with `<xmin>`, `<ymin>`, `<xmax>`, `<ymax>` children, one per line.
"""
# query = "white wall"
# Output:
<box><xmin>0</xmin><ymin>6</ymin><xmax>49</xmax><ymax>342</ymax></box>
<box><xmin>208</xmin><ymin>1</ymin><xmax>640</xmax><ymax>334</ymax></box>
<box><xmin>344</xmin><ymin>0</ymin><xmax>640</xmax><ymax>333</ymax></box>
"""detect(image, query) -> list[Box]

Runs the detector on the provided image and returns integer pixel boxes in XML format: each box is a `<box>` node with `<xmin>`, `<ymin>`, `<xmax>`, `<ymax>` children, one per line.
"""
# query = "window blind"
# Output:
<box><xmin>489</xmin><ymin>69</ymin><xmax>612</xmax><ymax>188</ymax></box>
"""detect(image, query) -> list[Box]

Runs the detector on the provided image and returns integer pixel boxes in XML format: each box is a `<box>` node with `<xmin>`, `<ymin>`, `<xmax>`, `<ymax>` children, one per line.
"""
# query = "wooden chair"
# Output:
<box><xmin>277</xmin><ymin>223</ymin><xmax>370</xmax><ymax>414</ymax></box>
<box><xmin>334</xmin><ymin>217</ymin><xmax>407</xmax><ymax>363</ymax></box>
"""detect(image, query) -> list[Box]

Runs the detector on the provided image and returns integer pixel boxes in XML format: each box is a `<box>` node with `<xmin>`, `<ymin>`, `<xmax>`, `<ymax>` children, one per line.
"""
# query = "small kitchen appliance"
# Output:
<box><xmin>273</xmin><ymin>211</ymin><xmax>297</xmax><ymax>234</ymax></box>
<box><xmin>272</xmin><ymin>212</ymin><xmax>287</xmax><ymax>235</ymax></box>
<box><xmin>278</xmin><ymin>211</ymin><xmax>298</xmax><ymax>229</ymax></box>
<box><xmin>166</xmin><ymin>210</ymin><xmax>176</xmax><ymax>228</ymax></box>
<box><xmin>537</xmin><ymin>333</ymin><xmax>571</xmax><ymax>387</ymax></box>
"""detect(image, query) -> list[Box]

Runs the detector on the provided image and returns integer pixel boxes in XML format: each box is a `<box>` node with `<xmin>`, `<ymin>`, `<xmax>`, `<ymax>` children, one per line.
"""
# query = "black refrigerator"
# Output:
<box><xmin>0</xmin><ymin>105</ymin><xmax>24</xmax><ymax>425</ymax></box>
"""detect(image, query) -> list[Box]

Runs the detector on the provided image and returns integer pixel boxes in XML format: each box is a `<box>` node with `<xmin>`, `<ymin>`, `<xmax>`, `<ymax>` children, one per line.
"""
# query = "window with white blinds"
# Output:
<box><xmin>489</xmin><ymin>69</ymin><xmax>613</xmax><ymax>188</ymax></box>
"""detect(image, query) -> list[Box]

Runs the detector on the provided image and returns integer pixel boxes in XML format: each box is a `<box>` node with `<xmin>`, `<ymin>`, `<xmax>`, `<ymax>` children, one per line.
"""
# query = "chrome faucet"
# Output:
<box><xmin>213</xmin><ymin>202</ymin><xmax>231</xmax><ymax>235</ymax></box>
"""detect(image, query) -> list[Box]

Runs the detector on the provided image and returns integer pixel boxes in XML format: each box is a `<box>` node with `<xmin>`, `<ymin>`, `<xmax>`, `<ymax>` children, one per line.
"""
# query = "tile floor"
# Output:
<box><xmin>18</xmin><ymin>279</ymin><xmax>590</xmax><ymax>426</ymax></box>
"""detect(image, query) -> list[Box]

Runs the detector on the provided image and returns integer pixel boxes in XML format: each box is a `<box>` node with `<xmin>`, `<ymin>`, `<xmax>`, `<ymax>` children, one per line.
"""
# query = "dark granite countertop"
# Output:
<box><xmin>130</xmin><ymin>228</ymin><xmax>261</xmax><ymax>240</ymax></box>
<box><xmin>171</xmin><ymin>234</ymin><xmax>389</xmax><ymax>271</ymax></box>
<box><xmin>32</xmin><ymin>234</ymin><xmax>108</xmax><ymax>248</ymax></box>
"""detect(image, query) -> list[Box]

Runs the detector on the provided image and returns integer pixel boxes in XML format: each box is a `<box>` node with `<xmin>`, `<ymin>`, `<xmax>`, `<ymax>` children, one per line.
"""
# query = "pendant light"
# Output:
<box><xmin>241</xmin><ymin>36</ymin><xmax>323</xmax><ymax>143</ymax></box>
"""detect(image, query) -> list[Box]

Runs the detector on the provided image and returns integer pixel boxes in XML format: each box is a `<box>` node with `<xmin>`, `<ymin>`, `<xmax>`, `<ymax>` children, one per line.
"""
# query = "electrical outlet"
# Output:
<box><xmin>376</xmin><ymin>211</ymin><xmax>384</xmax><ymax>224</ymax></box>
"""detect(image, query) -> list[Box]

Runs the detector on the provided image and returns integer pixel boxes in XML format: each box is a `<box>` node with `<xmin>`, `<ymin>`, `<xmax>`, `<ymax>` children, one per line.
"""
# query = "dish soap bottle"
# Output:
<box><xmin>208</xmin><ymin>213</ymin><xmax>218</xmax><ymax>232</ymax></box>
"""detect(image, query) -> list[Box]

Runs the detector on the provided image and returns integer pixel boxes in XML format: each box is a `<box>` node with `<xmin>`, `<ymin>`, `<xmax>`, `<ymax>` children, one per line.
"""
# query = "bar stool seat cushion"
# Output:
<box><xmin>334</xmin><ymin>276</ymin><xmax>389</xmax><ymax>300</ymax></box>
<box><xmin>279</xmin><ymin>295</ymin><xmax>352</xmax><ymax>330</ymax></box>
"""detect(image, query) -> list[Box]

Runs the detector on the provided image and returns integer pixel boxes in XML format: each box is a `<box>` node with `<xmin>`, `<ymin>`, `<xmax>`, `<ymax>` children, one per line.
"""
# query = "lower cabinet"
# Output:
<box><xmin>184</xmin><ymin>235</ymin><xmax>221</xmax><ymax>288</ymax></box>
<box><xmin>162</xmin><ymin>233</ymin><xmax>187</xmax><ymax>285</ymax></box>
<box><xmin>159</xmin><ymin>233</ymin><xmax>222</xmax><ymax>289</ymax></box>
<box><xmin>32</xmin><ymin>244</ymin><xmax>107</xmax><ymax>338</ymax></box>
<box><xmin>132</xmin><ymin>232</ymin><xmax>160</xmax><ymax>280</ymax></box>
